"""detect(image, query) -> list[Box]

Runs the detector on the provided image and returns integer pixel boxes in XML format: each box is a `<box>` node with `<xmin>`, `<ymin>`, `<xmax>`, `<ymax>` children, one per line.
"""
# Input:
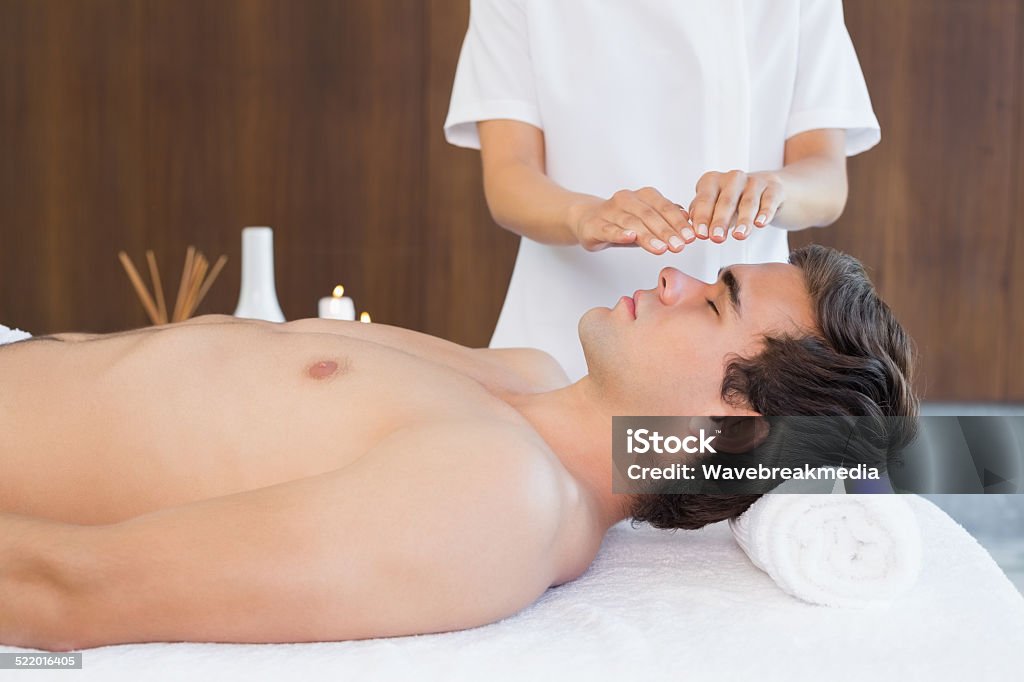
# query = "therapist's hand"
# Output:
<box><xmin>568</xmin><ymin>187</ymin><xmax>694</xmax><ymax>255</ymax></box>
<box><xmin>687</xmin><ymin>170</ymin><xmax>786</xmax><ymax>243</ymax></box>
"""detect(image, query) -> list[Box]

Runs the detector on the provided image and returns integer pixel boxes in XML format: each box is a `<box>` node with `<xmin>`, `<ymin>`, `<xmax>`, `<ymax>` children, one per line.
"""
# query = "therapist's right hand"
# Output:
<box><xmin>568</xmin><ymin>188</ymin><xmax>694</xmax><ymax>255</ymax></box>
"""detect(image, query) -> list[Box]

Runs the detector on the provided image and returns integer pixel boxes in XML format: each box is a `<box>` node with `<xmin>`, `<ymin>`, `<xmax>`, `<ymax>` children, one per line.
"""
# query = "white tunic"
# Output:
<box><xmin>445</xmin><ymin>0</ymin><xmax>880</xmax><ymax>381</ymax></box>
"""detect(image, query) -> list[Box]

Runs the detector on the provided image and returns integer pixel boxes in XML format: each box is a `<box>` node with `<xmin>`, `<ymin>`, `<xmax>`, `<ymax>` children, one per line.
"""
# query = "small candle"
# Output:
<box><xmin>318</xmin><ymin>284</ymin><xmax>356</xmax><ymax>321</ymax></box>
<box><xmin>360</xmin><ymin>312</ymin><xmax>371</xmax><ymax>323</ymax></box>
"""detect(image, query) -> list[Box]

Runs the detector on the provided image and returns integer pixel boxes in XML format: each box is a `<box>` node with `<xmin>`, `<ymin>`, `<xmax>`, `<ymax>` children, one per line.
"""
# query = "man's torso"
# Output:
<box><xmin>0</xmin><ymin>315</ymin><xmax>597</xmax><ymax>582</ymax></box>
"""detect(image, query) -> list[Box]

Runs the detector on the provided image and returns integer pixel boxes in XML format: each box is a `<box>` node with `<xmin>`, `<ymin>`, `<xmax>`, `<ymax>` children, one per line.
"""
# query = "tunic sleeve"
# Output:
<box><xmin>443</xmin><ymin>0</ymin><xmax>541</xmax><ymax>150</ymax></box>
<box><xmin>786</xmin><ymin>0</ymin><xmax>881</xmax><ymax>156</ymax></box>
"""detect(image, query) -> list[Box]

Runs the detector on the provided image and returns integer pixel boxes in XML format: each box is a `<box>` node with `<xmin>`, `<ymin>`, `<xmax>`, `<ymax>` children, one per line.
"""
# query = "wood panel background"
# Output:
<box><xmin>0</xmin><ymin>0</ymin><xmax>1021</xmax><ymax>401</ymax></box>
<box><xmin>790</xmin><ymin>0</ymin><xmax>1024</xmax><ymax>402</ymax></box>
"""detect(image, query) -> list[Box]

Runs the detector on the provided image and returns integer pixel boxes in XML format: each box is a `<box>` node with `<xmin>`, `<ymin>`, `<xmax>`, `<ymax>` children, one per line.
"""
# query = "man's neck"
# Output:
<box><xmin>506</xmin><ymin>377</ymin><xmax>631</xmax><ymax>530</ymax></box>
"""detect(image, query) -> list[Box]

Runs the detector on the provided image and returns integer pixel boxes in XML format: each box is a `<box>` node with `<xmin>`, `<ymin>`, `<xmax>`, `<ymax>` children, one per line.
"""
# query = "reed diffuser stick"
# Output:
<box><xmin>118</xmin><ymin>251</ymin><xmax>161</xmax><ymax>325</ymax></box>
<box><xmin>172</xmin><ymin>246</ymin><xmax>196</xmax><ymax>323</ymax></box>
<box><xmin>189</xmin><ymin>254</ymin><xmax>228</xmax><ymax>318</ymax></box>
<box><xmin>183</xmin><ymin>253</ymin><xmax>209</xmax><ymax>320</ymax></box>
<box><xmin>121</xmin><ymin>245</ymin><xmax>228</xmax><ymax>325</ymax></box>
<box><xmin>145</xmin><ymin>250</ymin><xmax>168</xmax><ymax>325</ymax></box>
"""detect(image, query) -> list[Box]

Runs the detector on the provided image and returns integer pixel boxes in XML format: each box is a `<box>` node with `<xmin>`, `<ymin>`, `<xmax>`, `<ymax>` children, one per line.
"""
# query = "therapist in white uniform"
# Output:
<box><xmin>445</xmin><ymin>0</ymin><xmax>880</xmax><ymax>381</ymax></box>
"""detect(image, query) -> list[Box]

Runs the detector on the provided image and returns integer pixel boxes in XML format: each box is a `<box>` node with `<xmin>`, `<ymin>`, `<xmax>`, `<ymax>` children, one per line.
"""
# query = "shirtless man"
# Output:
<box><xmin>0</xmin><ymin>245</ymin><xmax>917</xmax><ymax>651</ymax></box>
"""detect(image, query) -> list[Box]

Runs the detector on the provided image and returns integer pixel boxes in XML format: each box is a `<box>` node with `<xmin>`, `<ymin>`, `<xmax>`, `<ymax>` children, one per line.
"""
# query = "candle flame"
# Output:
<box><xmin>360</xmin><ymin>312</ymin><xmax>371</xmax><ymax>323</ymax></box>
<box><xmin>332</xmin><ymin>285</ymin><xmax>344</xmax><ymax>298</ymax></box>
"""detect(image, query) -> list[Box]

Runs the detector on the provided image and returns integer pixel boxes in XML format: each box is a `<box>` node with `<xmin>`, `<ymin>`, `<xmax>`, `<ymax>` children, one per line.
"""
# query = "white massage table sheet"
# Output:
<box><xmin>5</xmin><ymin>496</ymin><xmax>1022</xmax><ymax>681</ymax></box>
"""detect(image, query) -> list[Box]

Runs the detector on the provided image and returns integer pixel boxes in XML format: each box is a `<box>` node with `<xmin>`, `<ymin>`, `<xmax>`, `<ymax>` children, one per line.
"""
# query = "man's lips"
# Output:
<box><xmin>619</xmin><ymin>293</ymin><xmax>637</xmax><ymax>318</ymax></box>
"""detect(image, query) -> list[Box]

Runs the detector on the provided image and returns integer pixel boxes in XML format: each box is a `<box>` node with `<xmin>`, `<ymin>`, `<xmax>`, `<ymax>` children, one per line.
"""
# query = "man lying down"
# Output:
<box><xmin>0</xmin><ymin>245</ymin><xmax>917</xmax><ymax>651</ymax></box>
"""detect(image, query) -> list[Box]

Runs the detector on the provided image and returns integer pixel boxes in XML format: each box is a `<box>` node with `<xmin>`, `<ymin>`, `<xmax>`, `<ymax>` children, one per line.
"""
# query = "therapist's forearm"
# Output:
<box><xmin>482</xmin><ymin>159</ymin><xmax>600</xmax><ymax>246</ymax></box>
<box><xmin>485</xmin><ymin>155</ymin><xmax>848</xmax><ymax>240</ymax></box>
<box><xmin>768</xmin><ymin>155</ymin><xmax>849</xmax><ymax>231</ymax></box>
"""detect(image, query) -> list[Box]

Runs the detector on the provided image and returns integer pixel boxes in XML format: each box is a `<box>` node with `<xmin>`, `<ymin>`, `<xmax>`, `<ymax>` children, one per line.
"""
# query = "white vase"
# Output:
<box><xmin>233</xmin><ymin>226</ymin><xmax>286</xmax><ymax>322</ymax></box>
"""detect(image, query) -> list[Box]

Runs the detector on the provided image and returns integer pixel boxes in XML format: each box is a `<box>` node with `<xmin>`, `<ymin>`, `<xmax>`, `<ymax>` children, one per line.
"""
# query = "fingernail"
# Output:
<box><xmin>756</xmin><ymin>214</ymin><xmax>767</xmax><ymax>225</ymax></box>
<box><xmin>669</xmin><ymin>236</ymin><xmax>684</xmax><ymax>249</ymax></box>
<box><xmin>681</xmin><ymin>227</ymin><xmax>695</xmax><ymax>241</ymax></box>
<box><xmin>697</xmin><ymin>224</ymin><xmax>708</xmax><ymax>238</ymax></box>
<box><xmin>624</xmin><ymin>230</ymin><xmax>636</xmax><ymax>238</ymax></box>
<box><xmin>734</xmin><ymin>224</ymin><xmax>748</xmax><ymax>238</ymax></box>
<box><xmin>650</xmin><ymin>239</ymin><xmax>667</xmax><ymax>250</ymax></box>
<box><xmin>712</xmin><ymin>226</ymin><xmax>725</xmax><ymax>239</ymax></box>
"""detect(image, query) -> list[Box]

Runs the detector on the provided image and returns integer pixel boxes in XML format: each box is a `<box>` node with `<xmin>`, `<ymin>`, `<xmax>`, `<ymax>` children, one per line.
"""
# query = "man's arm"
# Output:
<box><xmin>4</xmin><ymin>422</ymin><xmax>561</xmax><ymax>651</ymax></box>
<box><xmin>0</xmin><ymin>512</ymin><xmax>83</xmax><ymax>651</ymax></box>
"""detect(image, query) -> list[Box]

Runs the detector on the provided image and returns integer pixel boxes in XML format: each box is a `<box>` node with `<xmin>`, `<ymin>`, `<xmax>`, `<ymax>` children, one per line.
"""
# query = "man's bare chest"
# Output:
<box><xmin>0</xmin><ymin>322</ymin><xmax>529</xmax><ymax>523</ymax></box>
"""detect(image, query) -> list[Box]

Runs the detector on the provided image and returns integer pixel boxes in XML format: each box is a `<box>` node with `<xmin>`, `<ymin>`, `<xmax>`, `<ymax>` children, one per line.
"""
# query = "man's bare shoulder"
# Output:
<box><xmin>373</xmin><ymin>418</ymin><xmax>567</xmax><ymax>513</ymax></box>
<box><xmin>379</xmin><ymin>419</ymin><xmax>571</xmax><ymax>542</ymax></box>
<box><xmin>365</xmin><ymin>419</ymin><xmax>574</xmax><ymax>610</ymax></box>
<box><xmin>475</xmin><ymin>348</ymin><xmax>572</xmax><ymax>393</ymax></box>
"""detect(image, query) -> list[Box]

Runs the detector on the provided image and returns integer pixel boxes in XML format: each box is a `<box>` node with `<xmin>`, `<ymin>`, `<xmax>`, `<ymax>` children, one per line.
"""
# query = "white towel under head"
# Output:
<box><xmin>729</xmin><ymin>491</ymin><xmax>922</xmax><ymax>608</ymax></box>
<box><xmin>0</xmin><ymin>323</ymin><xmax>32</xmax><ymax>345</ymax></box>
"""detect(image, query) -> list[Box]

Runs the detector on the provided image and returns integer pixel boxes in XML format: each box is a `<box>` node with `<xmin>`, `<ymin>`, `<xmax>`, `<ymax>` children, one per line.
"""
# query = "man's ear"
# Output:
<box><xmin>688</xmin><ymin>414</ymin><xmax>771</xmax><ymax>454</ymax></box>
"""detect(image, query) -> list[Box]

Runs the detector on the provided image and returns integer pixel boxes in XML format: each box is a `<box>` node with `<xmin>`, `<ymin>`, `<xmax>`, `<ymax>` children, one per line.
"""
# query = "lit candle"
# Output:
<box><xmin>360</xmin><ymin>312</ymin><xmax>371</xmax><ymax>323</ymax></box>
<box><xmin>318</xmin><ymin>285</ymin><xmax>356</xmax><ymax>321</ymax></box>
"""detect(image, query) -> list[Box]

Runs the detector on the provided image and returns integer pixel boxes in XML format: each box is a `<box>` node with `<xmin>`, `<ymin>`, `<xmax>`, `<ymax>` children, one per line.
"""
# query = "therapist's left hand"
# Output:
<box><xmin>687</xmin><ymin>170</ymin><xmax>785</xmax><ymax>243</ymax></box>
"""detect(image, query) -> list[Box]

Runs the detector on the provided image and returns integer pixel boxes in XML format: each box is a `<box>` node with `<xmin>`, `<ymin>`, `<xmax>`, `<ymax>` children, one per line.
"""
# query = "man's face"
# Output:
<box><xmin>579</xmin><ymin>262</ymin><xmax>817</xmax><ymax>415</ymax></box>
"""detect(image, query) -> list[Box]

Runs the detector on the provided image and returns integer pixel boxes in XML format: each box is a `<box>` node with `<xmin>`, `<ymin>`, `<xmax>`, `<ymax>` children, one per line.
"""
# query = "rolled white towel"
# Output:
<box><xmin>729</xmin><ymin>494</ymin><xmax>922</xmax><ymax>608</ymax></box>
<box><xmin>0</xmin><ymin>323</ymin><xmax>33</xmax><ymax>346</ymax></box>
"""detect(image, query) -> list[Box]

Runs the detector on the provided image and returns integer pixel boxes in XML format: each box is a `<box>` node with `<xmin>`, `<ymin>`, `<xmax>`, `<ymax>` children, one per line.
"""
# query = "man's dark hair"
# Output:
<box><xmin>630</xmin><ymin>244</ymin><xmax>920</xmax><ymax>530</ymax></box>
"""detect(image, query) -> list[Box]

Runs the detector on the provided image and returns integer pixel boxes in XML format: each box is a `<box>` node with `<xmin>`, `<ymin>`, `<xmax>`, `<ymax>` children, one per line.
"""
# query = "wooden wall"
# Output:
<box><xmin>0</xmin><ymin>0</ymin><xmax>1021</xmax><ymax>401</ymax></box>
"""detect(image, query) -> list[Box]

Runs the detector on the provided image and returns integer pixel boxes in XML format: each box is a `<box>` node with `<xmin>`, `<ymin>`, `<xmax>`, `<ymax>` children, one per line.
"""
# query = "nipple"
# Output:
<box><xmin>307</xmin><ymin>359</ymin><xmax>340</xmax><ymax>380</ymax></box>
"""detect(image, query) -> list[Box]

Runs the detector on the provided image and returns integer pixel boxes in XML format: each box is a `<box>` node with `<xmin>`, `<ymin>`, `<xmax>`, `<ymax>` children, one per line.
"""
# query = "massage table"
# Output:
<box><xmin>4</xmin><ymin>495</ymin><xmax>1021</xmax><ymax>681</ymax></box>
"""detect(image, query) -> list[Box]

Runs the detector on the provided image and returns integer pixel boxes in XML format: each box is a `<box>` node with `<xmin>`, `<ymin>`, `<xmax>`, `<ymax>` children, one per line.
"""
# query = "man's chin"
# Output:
<box><xmin>577</xmin><ymin>305</ymin><xmax>610</xmax><ymax>338</ymax></box>
<box><xmin>578</xmin><ymin>306</ymin><xmax>616</xmax><ymax>368</ymax></box>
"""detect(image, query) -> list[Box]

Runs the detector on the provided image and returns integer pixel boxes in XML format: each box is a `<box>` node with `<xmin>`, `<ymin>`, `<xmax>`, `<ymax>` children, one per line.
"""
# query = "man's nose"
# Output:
<box><xmin>658</xmin><ymin>267</ymin><xmax>708</xmax><ymax>306</ymax></box>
